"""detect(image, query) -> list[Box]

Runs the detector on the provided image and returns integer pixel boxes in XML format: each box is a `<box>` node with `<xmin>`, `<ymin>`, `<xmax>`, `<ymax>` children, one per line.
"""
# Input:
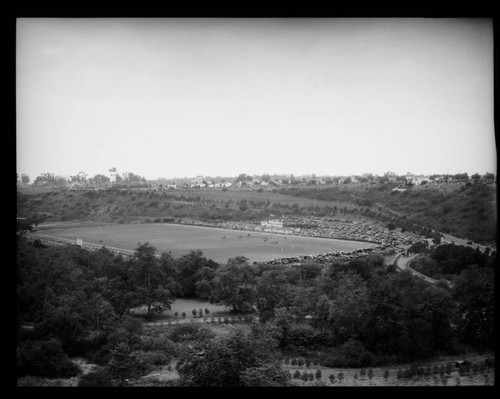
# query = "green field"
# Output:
<box><xmin>33</xmin><ymin>222</ymin><xmax>377</xmax><ymax>264</ymax></box>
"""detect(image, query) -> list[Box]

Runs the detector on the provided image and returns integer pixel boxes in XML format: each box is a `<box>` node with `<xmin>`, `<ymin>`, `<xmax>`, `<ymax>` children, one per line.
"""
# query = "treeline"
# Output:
<box><xmin>18</xmin><ymin>234</ymin><xmax>495</xmax><ymax>385</ymax></box>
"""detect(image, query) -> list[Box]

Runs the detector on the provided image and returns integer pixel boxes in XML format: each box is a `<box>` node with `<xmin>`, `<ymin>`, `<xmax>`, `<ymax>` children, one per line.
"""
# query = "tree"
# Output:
<box><xmin>210</xmin><ymin>257</ymin><xmax>257</xmax><ymax>313</ymax></box>
<box><xmin>91</xmin><ymin>174</ymin><xmax>111</xmax><ymax>187</ymax></box>
<box><xmin>70</xmin><ymin>171</ymin><xmax>88</xmax><ymax>185</ymax></box>
<box><xmin>21</xmin><ymin>173</ymin><xmax>30</xmax><ymax>185</ymax></box>
<box><xmin>235</xmin><ymin>173</ymin><xmax>253</xmax><ymax>184</ymax></box>
<box><xmin>176</xmin><ymin>326</ymin><xmax>283</xmax><ymax>386</ymax></box>
<box><xmin>17</xmin><ymin>214</ymin><xmax>44</xmax><ymax>236</ymax></box>
<box><xmin>452</xmin><ymin>266</ymin><xmax>494</xmax><ymax>348</ymax></box>
<box><xmin>367</xmin><ymin>368</ymin><xmax>373</xmax><ymax>380</ymax></box>
<box><xmin>34</xmin><ymin>172</ymin><xmax>56</xmax><ymax>187</ymax></box>
<box><xmin>255</xmin><ymin>270</ymin><xmax>293</xmax><ymax>321</ymax></box>
<box><xmin>408</xmin><ymin>241</ymin><xmax>429</xmax><ymax>254</ymax></box>
<box><xmin>194</xmin><ymin>266</ymin><xmax>217</xmax><ymax>299</ymax></box>
<box><xmin>107</xmin><ymin>342</ymin><xmax>147</xmax><ymax>380</ymax></box>
<box><xmin>17</xmin><ymin>338</ymin><xmax>81</xmax><ymax>378</ymax></box>
<box><xmin>128</xmin><ymin>243</ymin><xmax>178</xmax><ymax>318</ymax></box>
<box><xmin>363</xmin><ymin>271</ymin><xmax>456</xmax><ymax>361</ymax></box>
<box><xmin>175</xmin><ymin>250</ymin><xmax>219</xmax><ymax>298</ymax></box>
<box><xmin>325</xmin><ymin>271</ymin><xmax>369</xmax><ymax>340</ymax></box>
<box><xmin>482</xmin><ymin>172</ymin><xmax>494</xmax><ymax>181</ymax></box>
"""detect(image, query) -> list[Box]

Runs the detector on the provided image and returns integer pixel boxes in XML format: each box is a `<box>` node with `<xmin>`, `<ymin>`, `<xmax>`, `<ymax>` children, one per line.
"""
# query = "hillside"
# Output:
<box><xmin>279</xmin><ymin>182</ymin><xmax>497</xmax><ymax>246</ymax></box>
<box><xmin>17</xmin><ymin>182</ymin><xmax>497</xmax><ymax>246</ymax></box>
<box><xmin>16</xmin><ymin>187</ymin><xmax>367</xmax><ymax>226</ymax></box>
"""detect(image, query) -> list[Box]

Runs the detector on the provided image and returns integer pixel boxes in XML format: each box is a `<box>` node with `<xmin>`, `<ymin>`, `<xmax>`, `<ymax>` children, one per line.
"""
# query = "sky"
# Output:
<box><xmin>16</xmin><ymin>18</ymin><xmax>496</xmax><ymax>180</ymax></box>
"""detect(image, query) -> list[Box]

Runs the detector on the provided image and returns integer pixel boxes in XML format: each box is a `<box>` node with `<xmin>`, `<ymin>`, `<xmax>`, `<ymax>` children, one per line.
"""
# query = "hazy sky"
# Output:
<box><xmin>17</xmin><ymin>18</ymin><xmax>496</xmax><ymax>180</ymax></box>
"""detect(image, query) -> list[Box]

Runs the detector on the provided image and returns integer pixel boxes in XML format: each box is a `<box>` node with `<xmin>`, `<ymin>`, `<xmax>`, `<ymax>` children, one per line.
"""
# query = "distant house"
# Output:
<box><xmin>413</xmin><ymin>176</ymin><xmax>430</xmax><ymax>185</ymax></box>
<box><xmin>261</xmin><ymin>218</ymin><xmax>284</xmax><ymax>230</ymax></box>
<box><xmin>405</xmin><ymin>174</ymin><xmax>429</xmax><ymax>185</ymax></box>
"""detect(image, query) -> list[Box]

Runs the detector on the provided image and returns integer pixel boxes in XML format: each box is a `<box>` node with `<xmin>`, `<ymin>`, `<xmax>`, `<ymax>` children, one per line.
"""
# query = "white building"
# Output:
<box><xmin>261</xmin><ymin>219</ymin><xmax>284</xmax><ymax>229</ymax></box>
<box><xmin>405</xmin><ymin>174</ymin><xmax>429</xmax><ymax>185</ymax></box>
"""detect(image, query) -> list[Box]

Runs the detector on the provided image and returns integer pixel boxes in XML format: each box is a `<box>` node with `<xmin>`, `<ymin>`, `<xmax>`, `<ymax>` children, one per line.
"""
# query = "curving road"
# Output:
<box><xmin>393</xmin><ymin>253</ymin><xmax>440</xmax><ymax>284</ymax></box>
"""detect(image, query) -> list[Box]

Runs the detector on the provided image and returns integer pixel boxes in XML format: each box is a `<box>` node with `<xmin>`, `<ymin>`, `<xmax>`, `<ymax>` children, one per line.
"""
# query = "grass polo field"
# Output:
<box><xmin>32</xmin><ymin>221</ymin><xmax>377</xmax><ymax>264</ymax></box>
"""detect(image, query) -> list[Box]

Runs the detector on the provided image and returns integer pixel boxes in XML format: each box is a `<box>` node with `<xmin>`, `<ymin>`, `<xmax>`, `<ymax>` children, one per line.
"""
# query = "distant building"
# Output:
<box><xmin>261</xmin><ymin>214</ymin><xmax>284</xmax><ymax>230</ymax></box>
<box><xmin>405</xmin><ymin>174</ymin><xmax>429</xmax><ymax>185</ymax></box>
<box><xmin>261</xmin><ymin>219</ymin><xmax>284</xmax><ymax>229</ymax></box>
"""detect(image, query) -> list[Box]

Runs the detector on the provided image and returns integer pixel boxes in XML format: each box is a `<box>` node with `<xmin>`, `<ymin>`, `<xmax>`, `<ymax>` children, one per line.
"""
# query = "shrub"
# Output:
<box><xmin>383</xmin><ymin>369</ymin><xmax>390</xmax><ymax>380</ymax></box>
<box><xmin>168</xmin><ymin>323</ymin><xmax>202</xmax><ymax>342</ymax></box>
<box><xmin>367</xmin><ymin>368</ymin><xmax>373</xmax><ymax>380</ymax></box>
<box><xmin>129</xmin><ymin>349</ymin><xmax>168</xmax><ymax>372</ymax></box>
<box><xmin>107</xmin><ymin>343</ymin><xmax>149</xmax><ymax>380</ymax></box>
<box><xmin>321</xmin><ymin>339</ymin><xmax>376</xmax><ymax>368</ymax></box>
<box><xmin>139</xmin><ymin>335</ymin><xmax>177</xmax><ymax>354</ymax></box>
<box><xmin>282</xmin><ymin>323</ymin><xmax>318</xmax><ymax>350</ymax></box>
<box><xmin>17</xmin><ymin>339</ymin><xmax>81</xmax><ymax>378</ymax></box>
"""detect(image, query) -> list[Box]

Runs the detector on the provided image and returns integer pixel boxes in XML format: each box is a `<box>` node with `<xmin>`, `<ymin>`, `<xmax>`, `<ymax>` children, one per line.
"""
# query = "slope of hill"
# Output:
<box><xmin>280</xmin><ymin>183</ymin><xmax>497</xmax><ymax>246</ymax></box>
<box><xmin>17</xmin><ymin>182</ymin><xmax>497</xmax><ymax>246</ymax></box>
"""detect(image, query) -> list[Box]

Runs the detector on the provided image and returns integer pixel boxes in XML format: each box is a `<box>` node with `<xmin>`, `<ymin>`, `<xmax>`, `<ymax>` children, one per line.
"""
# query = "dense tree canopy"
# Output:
<box><xmin>175</xmin><ymin>250</ymin><xmax>219</xmax><ymax>297</ymax></box>
<box><xmin>210</xmin><ymin>256</ymin><xmax>258</xmax><ymax>313</ymax></box>
<box><xmin>17</xmin><ymin>226</ymin><xmax>495</xmax><ymax>383</ymax></box>
<box><xmin>176</xmin><ymin>325</ymin><xmax>286</xmax><ymax>387</ymax></box>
